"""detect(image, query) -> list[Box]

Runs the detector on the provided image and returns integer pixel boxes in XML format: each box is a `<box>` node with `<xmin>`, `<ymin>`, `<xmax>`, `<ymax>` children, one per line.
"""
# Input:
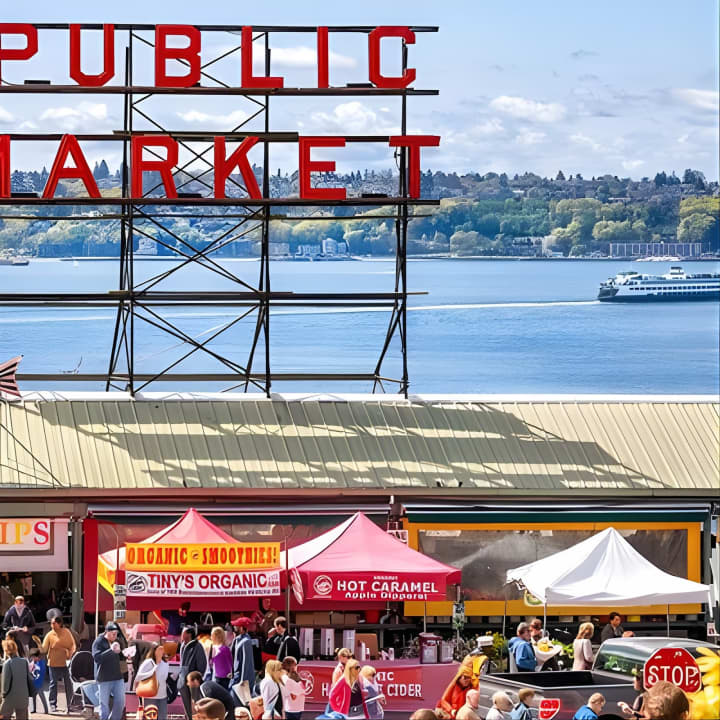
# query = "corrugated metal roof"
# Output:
<box><xmin>1</xmin><ymin>398</ymin><xmax>718</xmax><ymax>496</ymax></box>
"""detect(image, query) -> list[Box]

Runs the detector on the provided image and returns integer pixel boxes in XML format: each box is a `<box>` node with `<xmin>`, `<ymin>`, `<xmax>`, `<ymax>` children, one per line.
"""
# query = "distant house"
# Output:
<box><xmin>297</xmin><ymin>243</ymin><xmax>321</xmax><ymax>257</ymax></box>
<box><xmin>321</xmin><ymin>238</ymin><xmax>338</xmax><ymax>255</ymax></box>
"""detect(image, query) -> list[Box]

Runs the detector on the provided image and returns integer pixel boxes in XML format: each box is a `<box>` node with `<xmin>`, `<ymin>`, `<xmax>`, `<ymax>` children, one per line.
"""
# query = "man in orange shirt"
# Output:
<box><xmin>42</xmin><ymin>615</ymin><xmax>77</xmax><ymax>713</ymax></box>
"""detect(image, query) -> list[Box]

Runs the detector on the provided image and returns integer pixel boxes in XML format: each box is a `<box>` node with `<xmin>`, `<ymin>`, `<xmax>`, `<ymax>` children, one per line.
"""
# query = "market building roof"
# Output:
<box><xmin>1</xmin><ymin>394</ymin><xmax>717</xmax><ymax>497</ymax></box>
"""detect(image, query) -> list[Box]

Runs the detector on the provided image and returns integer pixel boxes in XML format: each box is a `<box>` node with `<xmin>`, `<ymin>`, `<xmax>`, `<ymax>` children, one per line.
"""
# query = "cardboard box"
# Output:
<box><xmin>313</xmin><ymin>612</ymin><xmax>332</xmax><ymax>626</ymax></box>
<box><xmin>344</xmin><ymin>613</ymin><xmax>360</xmax><ymax>626</ymax></box>
<box><xmin>295</xmin><ymin>613</ymin><xmax>315</xmax><ymax>627</ymax></box>
<box><xmin>331</xmin><ymin>612</ymin><xmax>345</xmax><ymax>626</ymax></box>
<box><xmin>124</xmin><ymin>610</ymin><xmax>142</xmax><ymax>626</ymax></box>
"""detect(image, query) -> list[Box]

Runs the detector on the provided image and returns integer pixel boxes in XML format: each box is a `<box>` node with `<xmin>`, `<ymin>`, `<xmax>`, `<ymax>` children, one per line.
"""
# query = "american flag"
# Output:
<box><xmin>0</xmin><ymin>355</ymin><xmax>22</xmax><ymax>398</ymax></box>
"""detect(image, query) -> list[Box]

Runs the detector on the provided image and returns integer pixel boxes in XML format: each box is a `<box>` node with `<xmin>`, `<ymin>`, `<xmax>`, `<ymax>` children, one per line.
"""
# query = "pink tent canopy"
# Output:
<box><xmin>285</xmin><ymin>512</ymin><xmax>461</xmax><ymax>603</ymax></box>
<box><xmin>98</xmin><ymin>508</ymin><xmax>282</xmax><ymax>610</ymax></box>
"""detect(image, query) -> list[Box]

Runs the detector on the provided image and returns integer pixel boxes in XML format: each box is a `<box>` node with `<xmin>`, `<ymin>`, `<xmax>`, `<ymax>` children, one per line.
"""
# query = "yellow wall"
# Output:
<box><xmin>404</xmin><ymin>521</ymin><xmax>701</xmax><ymax>617</ymax></box>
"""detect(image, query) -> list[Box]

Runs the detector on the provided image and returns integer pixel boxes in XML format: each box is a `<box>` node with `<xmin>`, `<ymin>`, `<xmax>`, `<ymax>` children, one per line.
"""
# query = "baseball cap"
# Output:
<box><xmin>231</xmin><ymin>617</ymin><xmax>251</xmax><ymax>628</ymax></box>
<box><xmin>105</xmin><ymin>621</ymin><xmax>120</xmax><ymax>632</ymax></box>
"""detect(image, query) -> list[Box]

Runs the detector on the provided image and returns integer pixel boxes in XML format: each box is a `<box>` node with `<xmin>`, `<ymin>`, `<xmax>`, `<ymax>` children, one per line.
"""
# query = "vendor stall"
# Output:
<box><xmin>98</xmin><ymin>508</ymin><xmax>282</xmax><ymax>611</ymax></box>
<box><xmin>284</xmin><ymin>512</ymin><xmax>462</xmax><ymax>714</ymax></box>
<box><xmin>506</xmin><ymin>526</ymin><xmax>713</xmax><ymax>637</ymax></box>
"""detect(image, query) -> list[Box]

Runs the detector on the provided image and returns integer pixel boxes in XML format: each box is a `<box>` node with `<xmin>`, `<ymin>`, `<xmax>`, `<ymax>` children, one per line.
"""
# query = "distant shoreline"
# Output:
<box><xmin>47</xmin><ymin>255</ymin><xmax>720</xmax><ymax>262</ymax></box>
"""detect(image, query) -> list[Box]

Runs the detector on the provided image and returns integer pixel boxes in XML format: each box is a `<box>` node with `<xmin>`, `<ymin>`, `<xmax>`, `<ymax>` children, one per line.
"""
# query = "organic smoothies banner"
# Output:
<box><xmin>126</xmin><ymin>541</ymin><xmax>280</xmax><ymax>571</ymax></box>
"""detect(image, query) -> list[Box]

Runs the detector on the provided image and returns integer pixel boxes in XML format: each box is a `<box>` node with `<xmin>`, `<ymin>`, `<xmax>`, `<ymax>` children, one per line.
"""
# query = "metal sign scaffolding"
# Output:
<box><xmin>0</xmin><ymin>24</ymin><xmax>439</xmax><ymax>396</ymax></box>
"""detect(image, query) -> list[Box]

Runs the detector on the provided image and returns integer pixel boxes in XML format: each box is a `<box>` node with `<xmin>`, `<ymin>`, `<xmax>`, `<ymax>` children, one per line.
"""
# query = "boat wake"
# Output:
<box><xmin>0</xmin><ymin>300</ymin><xmax>600</xmax><ymax>324</ymax></box>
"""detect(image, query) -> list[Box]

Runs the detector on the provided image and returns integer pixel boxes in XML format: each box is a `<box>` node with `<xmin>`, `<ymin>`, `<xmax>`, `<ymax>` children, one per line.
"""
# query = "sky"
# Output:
<box><xmin>1</xmin><ymin>0</ymin><xmax>718</xmax><ymax>180</ymax></box>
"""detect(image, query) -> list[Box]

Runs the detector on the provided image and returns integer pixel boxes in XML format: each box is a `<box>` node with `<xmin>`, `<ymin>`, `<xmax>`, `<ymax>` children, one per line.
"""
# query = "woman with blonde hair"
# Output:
<box><xmin>329</xmin><ymin>659</ymin><xmax>368</xmax><ymax>718</ymax></box>
<box><xmin>360</xmin><ymin>666</ymin><xmax>385</xmax><ymax>719</ymax></box>
<box><xmin>332</xmin><ymin>648</ymin><xmax>353</xmax><ymax>685</ymax></box>
<box><xmin>0</xmin><ymin>638</ymin><xmax>33</xmax><ymax>720</ymax></box>
<box><xmin>207</xmin><ymin>626</ymin><xmax>232</xmax><ymax>690</ymax></box>
<box><xmin>573</xmin><ymin>622</ymin><xmax>595</xmax><ymax>670</ymax></box>
<box><xmin>261</xmin><ymin>659</ymin><xmax>285</xmax><ymax>719</ymax></box>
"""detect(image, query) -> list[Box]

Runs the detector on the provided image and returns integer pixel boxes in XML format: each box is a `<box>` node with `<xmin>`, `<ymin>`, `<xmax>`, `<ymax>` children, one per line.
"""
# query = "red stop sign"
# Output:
<box><xmin>644</xmin><ymin>647</ymin><xmax>702</xmax><ymax>693</ymax></box>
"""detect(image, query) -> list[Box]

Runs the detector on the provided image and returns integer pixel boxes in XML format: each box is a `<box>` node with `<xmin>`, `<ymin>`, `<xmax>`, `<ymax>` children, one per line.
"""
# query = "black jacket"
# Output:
<box><xmin>92</xmin><ymin>634</ymin><xmax>123</xmax><ymax>682</ymax></box>
<box><xmin>179</xmin><ymin>638</ymin><xmax>207</xmax><ymax>681</ymax></box>
<box><xmin>2</xmin><ymin>605</ymin><xmax>36</xmax><ymax>631</ymax></box>
<box><xmin>200</xmin><ymin>680</ymin><xmax>234</xmax><ymax>720</ymax></box>
<box><xmin>274</xmin><ymin>633</ymin><xmax>301</xmax><ymax>662</ymax></box>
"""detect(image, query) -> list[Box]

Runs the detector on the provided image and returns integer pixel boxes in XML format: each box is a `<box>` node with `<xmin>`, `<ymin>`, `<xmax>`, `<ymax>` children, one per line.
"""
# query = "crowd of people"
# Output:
<box><xmin>0</xmin><ymin>596</ymin><xmax>700</xmax><ymax>720</ymax></box>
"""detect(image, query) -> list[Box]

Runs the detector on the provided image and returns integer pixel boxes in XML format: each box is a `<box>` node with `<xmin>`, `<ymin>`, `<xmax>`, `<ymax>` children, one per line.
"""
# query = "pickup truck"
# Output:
<box><xmin>477</xmin><ymin>637</ymin><xmax>719</xmax><ymax>720</ymax></box>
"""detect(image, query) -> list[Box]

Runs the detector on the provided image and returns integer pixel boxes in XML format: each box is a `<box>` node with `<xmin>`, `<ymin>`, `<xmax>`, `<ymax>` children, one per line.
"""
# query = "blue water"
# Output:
<box><xmin>1</xmin><ymin>258</ymin><xmax>718</xmax><ymax>394</ymax></box>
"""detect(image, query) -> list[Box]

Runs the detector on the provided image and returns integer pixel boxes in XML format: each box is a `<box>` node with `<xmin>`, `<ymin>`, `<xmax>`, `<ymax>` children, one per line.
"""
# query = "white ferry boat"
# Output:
<box><xmin>598</xmin><ymin>266</ymin><xmax>720</xmax><ymax>302</ymax></box>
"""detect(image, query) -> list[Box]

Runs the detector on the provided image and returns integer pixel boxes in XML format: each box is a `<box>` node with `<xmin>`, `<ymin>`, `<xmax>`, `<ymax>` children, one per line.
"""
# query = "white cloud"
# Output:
<box><xmin>39</xmin><ymin>102</ymin><xmax>107</xmax><ymax>131</ymax></box>
<box><xmin>470</xmin><ymin>118</ymin><xmax>505</xmax><ymax>136</ymax></box>
<box><xmin>309</xmin><ymin>101</ymin><xmax>399</xmax><ymax>134</ymax></box>
<box><xmin>490</xmin><ymin>95</ymin><xmax>566</xmax><ymax>123</ymax></box>
<box><xmin>570</xmin><ymin>132</ymin><xmax>603</xmax><ymax>152</ymax></box>
<box><xmin>177</xmin><ymin>109</ymin><xmax>250</xmax><ymax>127</ymax></box>
<box><xmin>0</xmin><ymin>107</ymin><xmax>14</xmax><ymax>124</ymax></box>
<box><xmin>265</xmin><ymin>46</ymin><xmax>356</xmax><ymax>70</ymax></box>
<box><xmin>672</xmin><ymin>88</ymin><xmax>719</xmax><ymax>112</ymax></box>
<box><xmin>515</xmin><ymin>129</ymin><xmax>546</xmax><ymax>145</ymax></box>
<box><xmin>622</xmin><ymin>159</ymin><xmax>645</xmax><ymax>171</ymax></box>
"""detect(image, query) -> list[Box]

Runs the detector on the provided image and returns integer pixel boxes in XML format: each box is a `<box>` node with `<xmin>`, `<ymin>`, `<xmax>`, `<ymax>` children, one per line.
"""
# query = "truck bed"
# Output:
<box><xmin>478</xmin><ymin>671</ymin><xmax>633</xmax><ymax>720</ymax></box>
<box><xmin>487</xmin><ymin>670</ymin><xmax>632</xmax><ymax>688</ymax></box>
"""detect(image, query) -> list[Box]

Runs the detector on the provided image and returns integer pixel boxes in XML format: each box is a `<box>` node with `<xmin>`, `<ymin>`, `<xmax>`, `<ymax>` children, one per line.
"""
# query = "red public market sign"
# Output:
<box><xmin>0</xmin><ymin>23</ymin><xmax>439</xmax><ymax>200</ymax></box>
<box><xmin>643</xmin><ymin>647</ymin><xmax>702</xmax><ymax>694</ymax></box>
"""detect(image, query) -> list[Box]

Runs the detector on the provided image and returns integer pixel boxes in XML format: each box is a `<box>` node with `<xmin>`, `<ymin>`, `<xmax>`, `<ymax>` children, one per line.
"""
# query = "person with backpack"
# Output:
<box><xmin>0</xmin><ymin>638</ymin><xmax>34</xmax><ymax>720</ymax></box>
<box><xmin>265</xmin><ymin>618</ymin><xmax>300</xmax><ymax>663</ymax></box>
<box><xmin>510</xmin><ymin>688</ymin><xmax>535</xmax><ymax>720</ymax></box>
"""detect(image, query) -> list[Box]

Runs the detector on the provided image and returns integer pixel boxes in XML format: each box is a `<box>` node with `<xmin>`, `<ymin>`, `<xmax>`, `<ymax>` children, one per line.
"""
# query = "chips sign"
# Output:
<box><xmin>126</xmin><ymin>542</ymin><xmax>280</xmax><ymax>572</ymax></box>
<box><xmin>643</xmin><ymin>647</ymin><xmax>702</xmax><ymax>694</ymax></box>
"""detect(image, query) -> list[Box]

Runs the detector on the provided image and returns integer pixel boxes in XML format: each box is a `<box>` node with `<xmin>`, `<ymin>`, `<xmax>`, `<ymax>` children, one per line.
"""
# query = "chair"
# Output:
<box><xmin>508</xmin><ymin>646</ymin><xmax>518</xmax><ymax>673</ymax></box>
<box><xmin>69</xmin><ymin>650</ymin><xmax>99</xmax><ymax>718</ymax></box>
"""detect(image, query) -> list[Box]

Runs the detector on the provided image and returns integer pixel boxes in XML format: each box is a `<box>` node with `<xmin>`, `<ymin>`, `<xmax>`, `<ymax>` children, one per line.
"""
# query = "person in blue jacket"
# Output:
<box><xmin>573</xmin><ymin>693</ymin><xmax>606</xmax><ymax>720</ymax></box>
<box><xmin>28</xmin><ymin>648</ymin><xmax>50</xmax><ymax>714</ymax></box>
<box><xmin>508</xmin><ymin>623</ymin><xmax>536</xmax><ymax>672</ymax></box>
<box><xmin>230</xmin><ymin>617</ymin><xmax>256</xmax><ymax>695</ymax></box>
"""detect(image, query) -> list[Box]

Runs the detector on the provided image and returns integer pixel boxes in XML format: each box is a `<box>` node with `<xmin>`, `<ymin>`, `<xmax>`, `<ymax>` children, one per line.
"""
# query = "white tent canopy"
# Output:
<box><xmin>506</xmin><ymin>527</ymin><xmax>713</xmax><ymax>606</ymax></box>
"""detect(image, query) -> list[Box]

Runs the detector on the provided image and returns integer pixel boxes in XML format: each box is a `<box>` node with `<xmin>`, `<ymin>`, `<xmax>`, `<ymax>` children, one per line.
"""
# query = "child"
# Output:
<box><xmin>510</xmin><ymin>688</ymin><xmax>534</xmax><ymax>720</ymax></box>
<box><xmin>28</xmin><ymin>647</ymin><xmax>50</xmax><ymax>714</ymax></box>
<box><xmin>281</xmin><ymin>656</ymin><xmax>306</xmax><ymax>720</ymax></box>
<box><xmin>573</xmin><ymin>693</ymin><xmax>606</xmax><ymax>720</ymax></box>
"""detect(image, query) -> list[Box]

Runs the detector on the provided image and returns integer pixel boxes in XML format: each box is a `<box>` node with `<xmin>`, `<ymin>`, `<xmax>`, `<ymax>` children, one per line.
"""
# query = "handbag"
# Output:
<box><xmin>136</xmin><ymin>664</ymin><xmax>159</xmax><ymax>698</ymax></box>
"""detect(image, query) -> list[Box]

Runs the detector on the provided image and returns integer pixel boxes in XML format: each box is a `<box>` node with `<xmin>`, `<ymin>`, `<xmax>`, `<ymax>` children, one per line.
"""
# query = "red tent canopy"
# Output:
<box><xmin>98</xmin><ymin>508</ymin><xmax>281</xmax><ymax>610</ymax></box>
<box><xmin>285</xmin><ymin>512</ymin><xmax>461</xmax><ymax>603</ymax></box>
